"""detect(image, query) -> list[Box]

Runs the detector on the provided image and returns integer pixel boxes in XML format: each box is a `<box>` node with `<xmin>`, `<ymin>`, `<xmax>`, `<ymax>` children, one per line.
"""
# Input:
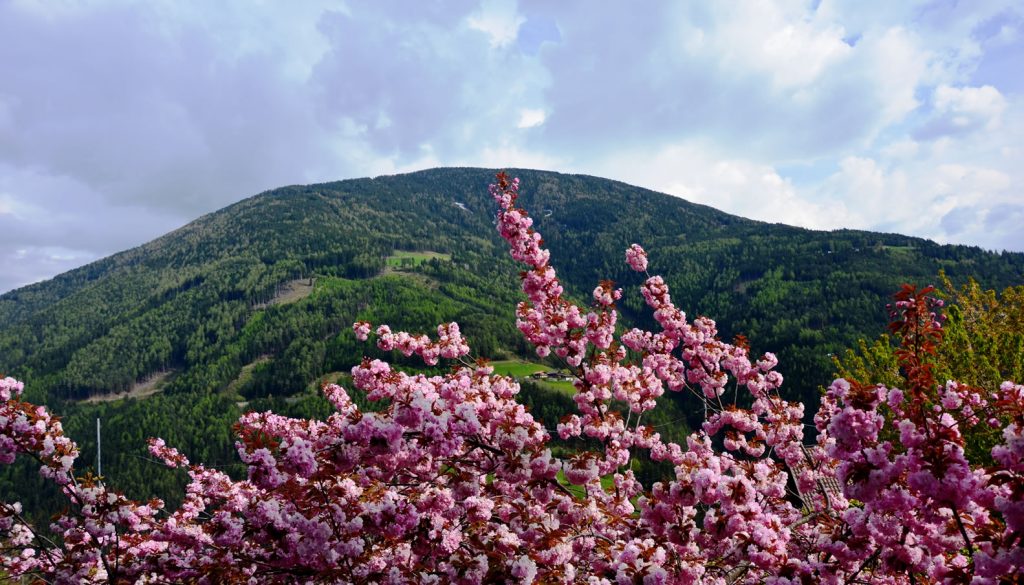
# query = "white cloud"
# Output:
<box><xmin>856</xmin><ymin>27</ymin><xmax>930</xmax><ymax>126</ymax></box>
<box><xmin>934</xmin><ymin>84</ymin><xmax>1007</xmax><ymax>129</ymax></box>
<box><xmin>704</xmin><ymin>1</ymin><xmax>852</xmax><ymax>90</ymax></box>
<box><xmin>1</xmin><ymin>0</ymin><xmax>1022</xmax><ymax>293</ymax></box>
<box><xmin>516</xmin><ymin>108</ymin><xmax>546</xmax><ymax>128</ymax></box>
<box><xmin>533</xmin><ymin>2</ymin><xmax>939</xmax><ymax>161</ymax></box>
<box><xmin>466</xmin><ymin>0</ymin><xmax>525</xmax><ymax>48</ymax></box>
<box><xmin>808</xmin><ymin>97</ymin><xmax>1024</xmax><ymax>252</ymax></box>
<box><xmin>583</xmin><ymin>143</ymin><xmax>847</xmax><ymax>230</ymax></box>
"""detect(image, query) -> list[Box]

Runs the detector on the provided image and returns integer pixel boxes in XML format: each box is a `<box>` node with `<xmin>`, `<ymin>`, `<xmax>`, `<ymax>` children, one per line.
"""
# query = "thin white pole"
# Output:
<box><xmin>96</xmin><ymin>417</ymin><xmax>102</xmax><ymax>478</ymax></box>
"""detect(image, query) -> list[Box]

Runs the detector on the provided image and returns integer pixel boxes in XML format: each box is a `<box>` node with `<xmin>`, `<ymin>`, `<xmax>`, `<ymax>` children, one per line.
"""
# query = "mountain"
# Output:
<box><xmin>2</xmin><ymin>167</ymin><xmax>1023</xmax><ymax>518</ymax></box>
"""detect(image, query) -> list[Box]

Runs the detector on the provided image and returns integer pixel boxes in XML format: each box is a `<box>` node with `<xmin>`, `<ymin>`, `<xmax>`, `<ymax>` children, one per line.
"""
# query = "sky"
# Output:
<box><xmin>1</xmin><ymin>0</ymin><xmax>1022</xmax><ymax>294</ymax></box>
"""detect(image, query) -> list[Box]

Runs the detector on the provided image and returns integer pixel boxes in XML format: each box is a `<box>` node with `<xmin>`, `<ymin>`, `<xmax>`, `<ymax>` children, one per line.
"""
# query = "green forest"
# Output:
<box><xmin>2</xmin><ymin>167</ymin><xmax>1023</xmax><ymax>525</ymax></box>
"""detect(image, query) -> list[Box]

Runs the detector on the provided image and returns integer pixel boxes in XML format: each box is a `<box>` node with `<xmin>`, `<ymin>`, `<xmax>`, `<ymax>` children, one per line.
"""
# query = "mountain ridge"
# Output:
<box><xmin>2</xmin><ymin>165</ymin><xmax>1001</xmax><ymax>314</ymax></box>
<box><xmin>3</xmin><ymin>167</ymin><xmax>1023</xmax><ymax>401</ymax></box>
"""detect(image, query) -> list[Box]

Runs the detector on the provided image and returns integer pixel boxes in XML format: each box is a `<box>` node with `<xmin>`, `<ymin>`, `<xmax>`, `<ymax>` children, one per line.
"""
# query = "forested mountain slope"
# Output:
<box><xmin>2</xmin><ymin>167</ymin><xmax>1022</xmax><ymax>517</ymax></box>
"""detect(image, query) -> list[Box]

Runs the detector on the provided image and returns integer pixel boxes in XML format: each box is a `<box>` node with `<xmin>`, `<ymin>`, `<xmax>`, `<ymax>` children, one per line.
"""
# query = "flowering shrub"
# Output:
<box><xmin>1</xmin><ymin>173</ymin><xmax>1022</xmax><ymax>583</ymax></box>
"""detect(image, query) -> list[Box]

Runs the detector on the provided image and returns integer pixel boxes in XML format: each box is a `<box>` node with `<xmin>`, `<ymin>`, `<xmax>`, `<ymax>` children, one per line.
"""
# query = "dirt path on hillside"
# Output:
<box><xmin>82</xmin><ymin>370</ymin><xmax>172</xmax><ymax>403</ymax></box>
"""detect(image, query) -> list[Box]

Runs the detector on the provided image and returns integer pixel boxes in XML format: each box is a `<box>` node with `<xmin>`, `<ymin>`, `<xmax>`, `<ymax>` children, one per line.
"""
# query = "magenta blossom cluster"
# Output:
<box><xmin>1</xmin><ymin>174</ymin><xmax>1021</xmax><ymax>583</ymax></box>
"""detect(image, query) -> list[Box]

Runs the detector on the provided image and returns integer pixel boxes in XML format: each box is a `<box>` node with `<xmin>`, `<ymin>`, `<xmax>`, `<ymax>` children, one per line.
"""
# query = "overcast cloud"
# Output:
<box><xmin>1</xmin><ymin>0</ymin><xmax>1021</xmax><ymax>293</ymax></box>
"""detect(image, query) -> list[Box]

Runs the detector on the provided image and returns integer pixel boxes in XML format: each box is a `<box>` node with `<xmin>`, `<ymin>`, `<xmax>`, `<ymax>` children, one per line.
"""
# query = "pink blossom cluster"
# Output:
<box><xmin>490</xmin><ymin>172</ymin><xmax>591</xmax><ymax>364</ymax></box>
<box><xmin>0</xmin><ymin>175</ymin><xmax>1021</xmax><ymax>583</ymax></box>
<box><xmin>813</xmin><ymin>377</ymin><xmax>1024</xmax><ymax>581</ymax></box>
<box><xmin>625</xmin><ymin>243</ymin><xmax>648</xmax><ymax>273</ymax></box>
<box><xmin>355</xmin><ymin>321</ymin><xmax>471</xmax><ymax>365</ymax></box>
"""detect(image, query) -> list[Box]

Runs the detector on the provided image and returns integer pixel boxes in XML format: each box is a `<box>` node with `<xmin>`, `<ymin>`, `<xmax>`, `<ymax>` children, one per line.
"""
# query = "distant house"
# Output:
<box><xmin>553</xmin><ymin>370</ymin><xmax>573</xmax><ymax>381</ymax></box>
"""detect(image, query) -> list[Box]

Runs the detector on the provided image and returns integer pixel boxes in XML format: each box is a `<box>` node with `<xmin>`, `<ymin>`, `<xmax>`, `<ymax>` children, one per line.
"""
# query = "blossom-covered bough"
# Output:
<box><xmin>1</xmin><ymin>173</ymin><xmax>1021</xmax><ymax>583</ymax></box>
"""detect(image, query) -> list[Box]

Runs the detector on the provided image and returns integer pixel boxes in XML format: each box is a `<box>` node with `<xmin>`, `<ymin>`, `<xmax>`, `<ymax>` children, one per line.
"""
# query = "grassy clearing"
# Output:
<box><xmin>384</xmin><ymin>250</ymin><xmax>451</xmax><ymax>269</ymax></box>
<box><xmin>377</xmin><ymin>255</ymin><xmax>443</xmax><ymax>287</ymax></box>
<box><xmin>489</xmin><ymin>360</ymin><xmax>554</xmax><ymax>378</ymax></box>
<box><xmin>881</xmin><ymin>245</ymin><xmax>917</xmax><ymax>258</ymax></box>
<box><xmin>489</xmin><ymin>360</ymin><xmax>576</xmax><ymax>395</ymax></box>
<box><xmin>540</xmin><ymin>379</ymin><xmax>573</xmax><ymax>393</ymax></box>
<box><xmin>539</xmin><ymin>379</ymin><xmax>576</xmax><ymax>395</ymax></box>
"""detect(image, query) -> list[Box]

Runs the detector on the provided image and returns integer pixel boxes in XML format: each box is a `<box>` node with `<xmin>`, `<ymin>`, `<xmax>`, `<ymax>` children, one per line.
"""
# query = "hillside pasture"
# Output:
<box><xmin>384</xmin><ymin>250</ymin><xmax>451</xmax><ymax>269</ymax></box>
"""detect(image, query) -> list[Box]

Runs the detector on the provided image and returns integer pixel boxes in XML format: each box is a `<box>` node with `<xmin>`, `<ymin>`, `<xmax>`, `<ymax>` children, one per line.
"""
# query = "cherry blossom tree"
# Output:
<box><xmin>1</xmin><ymin>173</ymin><xmax>1021</xmax><ymax>583</ymax></box>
